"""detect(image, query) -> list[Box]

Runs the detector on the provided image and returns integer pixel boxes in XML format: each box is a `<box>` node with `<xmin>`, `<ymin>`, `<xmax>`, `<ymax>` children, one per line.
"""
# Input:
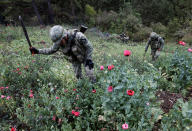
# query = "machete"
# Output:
<box><xmin>19</xmin><ymin>16</ymin><xmax>33</xmax><ymax>55</ymax></box>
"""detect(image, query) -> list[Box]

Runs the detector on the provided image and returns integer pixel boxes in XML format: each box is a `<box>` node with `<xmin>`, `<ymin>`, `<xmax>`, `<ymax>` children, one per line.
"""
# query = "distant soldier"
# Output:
<box><xmin>29</xmin><ymin>25</ymin><xmax>96</xmax><ymax>83</ymax></box>
<box><xmin>144</xmin><ymin>32</ymin><xmax>164</xmax><ymax>61</ymax></box>
<box><xmin>119</xmin><ymin>33</ymin><xmax>129</xmax><ymax>43</ymax></box>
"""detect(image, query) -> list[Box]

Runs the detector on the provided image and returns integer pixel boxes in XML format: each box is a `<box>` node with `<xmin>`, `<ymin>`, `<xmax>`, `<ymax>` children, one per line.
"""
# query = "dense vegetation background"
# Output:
<box><xmin>0</xmin><ymin>0</ymin><xmax>192</xmax><ymax>42</ymax></box>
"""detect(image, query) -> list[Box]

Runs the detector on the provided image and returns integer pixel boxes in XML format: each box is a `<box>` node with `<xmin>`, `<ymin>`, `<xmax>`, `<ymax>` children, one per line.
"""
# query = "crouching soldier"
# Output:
<box><xmin>144</xmin><ymin>32</ymin><xmax>164</xmax><ymax>61</ymax></box>
<box><xmin>29</xmin><ymin>25</ymin><xmax>96</xmax><ymax>83</ymax></box>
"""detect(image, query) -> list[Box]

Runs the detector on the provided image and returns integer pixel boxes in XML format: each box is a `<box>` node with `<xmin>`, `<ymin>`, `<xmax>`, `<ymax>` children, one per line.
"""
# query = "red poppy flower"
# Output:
<box><xmin>71</xmin><ymin>110</ymin><xmax>75</xmax><ymax>114</ymax></box>
<box><xmin>108</xmin><ymin>65</ymin><xmax>112</xmax><ymax>70</ymax></box>
<box><xmin>92</xmin><ymin>89</ymin><xmax>96</xmax><ymax>93</ymax></box>
<box><xmin>111</xmin><ymin>64</ymin><xmax>114</xmax><ymax>69</ymax></box>
<box><xmin>16</xmin><ymin>68</ymin><xmax>20</xmax><ymax>71</ymax></box>
<box><xmin>179</xmin><ymin>41</ymin><xmax>186</xmax><ymax>46</ymax></box>
<box><xmin>74</xmin><ymin>112</ymin><xmax>80</xmax><ymax>117</ymax></box>
<box><xmin>56</xmin><ymin>97</ymin><xmax>59</xmax><ymax>99</ymax></box>
<box><xmin>11</xmin><ymin>127</ymin><xmax>16</xmax><ymax>131</ymax></box>
<box><xmin>127</xmin><ymin>90</ymin><xmax>134</xmax><ymax>96</ymax></box>
<box><xmin>124</xmin><ymin>50</ymin><xmax>131</xmax><ymax>56</ymax></box>
<box><xmin>73</xmin><ymin>89</ymin><xmax>77</xmax><ymax>91</ymax></box>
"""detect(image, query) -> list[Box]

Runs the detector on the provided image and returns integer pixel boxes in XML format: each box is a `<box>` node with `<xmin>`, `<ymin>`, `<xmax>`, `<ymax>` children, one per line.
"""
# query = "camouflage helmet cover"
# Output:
<box><xmin>150</xmin><ymin>32</ymin><xmax>159</xmax><ymax>39</ymax></box>
<box><xmin>49</xmin><ymin>25</ymin><xmax>68</xmax><ymax>44</ymax></box>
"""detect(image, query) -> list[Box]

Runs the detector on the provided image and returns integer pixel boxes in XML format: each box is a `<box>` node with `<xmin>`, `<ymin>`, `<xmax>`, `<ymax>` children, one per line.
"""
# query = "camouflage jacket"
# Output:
<box><xmin>145</xmin><ymin>37</ymin><xmax>164</xmax><ymax>52</ymax></box>
<box><xmin>38</xmin><ymin>29</ymin><xmax>93</xmax><ymax>63</ymax></box>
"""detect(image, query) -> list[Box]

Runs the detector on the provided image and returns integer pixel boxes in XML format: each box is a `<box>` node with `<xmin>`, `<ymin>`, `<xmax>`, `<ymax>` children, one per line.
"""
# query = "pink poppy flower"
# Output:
<box><xmin>188</xmin><ymin>48</ymin><xmax>192</xmax><ymax>52</ymax></box>
<box><xmin>100</xmin><ymin>66</ymin><xmax>104</xmax><ymax>70</ymax></box>
<box><xmin>71</xmin><ymin>110</ymin><xmax>75</xmax><ymax>114</ymax></box>
<box><xmin>111</xmin><ymin>64</ymin><xmax>114</xmax><ymax>69</ymax></box>
<box><xmin>122</xmin><ymin>123</ymin><xmax>129</xmax><ymax>130</ymax></box>
<box><xmin>108</xmin><ymin>65</ymin><xmax>112</xmax><ymax>70</ymax></box>
<box><xmin>16</xmin><ymin>68</ymin><xmax>20</xmax><ymax>71</ymax></box>
<box><xmin>6</xmin><ymin>96</ymin><xmax>11</xmax><ymax>100</ymax></box>
<box><xmin>5</xmin><ymin>86</ymin><xmax>8</xmax><ymax>89</ymax></box>
<box><xmin>0</xmin><ymin>87</ymin><xmax>4</xmax><ymax>90</ymax></box>
<box><xmin>146</xmin><ymin>102</ymin><xmax>150</xmax><ymax>106</ymax></box>
<box><xmin>56</xmin><ymin>97</ymin><xmax>59</xmax><ymax>99</ymax></box>
<box><xmin>29</xmin><ymin>93</ymin><xmax>34</xmax><ymax>98</ymax></box>
<box><xmin>1</xmin><ymin>95</ymin><xmax>5</xmax><ymax>98</ymax></box>
<box><xmin>74</xmin><ymin>112</ymin><xmax>80</xmax><ymax>117</ymax></box>
<box><xmin>124</xmin><ymin>50</ymin><xmax>131</xmax><ymax>56</ymax></box>
<box><xmin>108</xmin><ymin>86</ymin><xmax>113</xmax><ymax>92</ymax></box>
<box><xmin>52</xmin><ymin>115</ymin><xmax>56</xmax><ymax>121</ymax></box>
<box><xmin>18</xmin><ymin>72</ymin><xmax>22</xmax><ymax>75</ymax></box>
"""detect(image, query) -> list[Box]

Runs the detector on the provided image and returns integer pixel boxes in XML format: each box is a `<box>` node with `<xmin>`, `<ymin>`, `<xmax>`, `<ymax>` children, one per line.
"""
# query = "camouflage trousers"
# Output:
<box><xmin>151</xmin><ymin>50</ymin><xmax>160</xmax><ymax>61</ymax></box>
<box><xmin>72</xmin><ymin>60</ymin><xmax>96</xmax><ymax>83</ymax></box>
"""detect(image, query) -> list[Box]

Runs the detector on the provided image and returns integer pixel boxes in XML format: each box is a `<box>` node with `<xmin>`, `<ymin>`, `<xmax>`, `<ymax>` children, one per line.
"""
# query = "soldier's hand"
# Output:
<box><xmin>85</xmin><ymin>59</ymin><xmax>94</xmax><ymax>70</ymax></box>
<box><xmin>29</xmin><ymin>47</ymin><xmax>39</xmax><ymax>54</ymax></box>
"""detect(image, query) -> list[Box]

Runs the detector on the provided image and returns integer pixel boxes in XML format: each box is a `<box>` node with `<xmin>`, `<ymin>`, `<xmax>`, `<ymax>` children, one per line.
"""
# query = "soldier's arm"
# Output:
<box><xmin>145</xmin><ymin>39</ymin><xmax>151</xmax><ymax>52</ymax></box>
<box><xmin>159</xmin><ymin>38</ymin><xmax>164</xmax><ymax>51</ymax></box>
<box><xmin>77</xmin><ymin>32</ymin><xmax>93</xmax><ymax>60</ymax></box>
<box><xmin>38</xmin><ymin>42</ymin><xmax>60</xmax><ymax>55</ymax></box>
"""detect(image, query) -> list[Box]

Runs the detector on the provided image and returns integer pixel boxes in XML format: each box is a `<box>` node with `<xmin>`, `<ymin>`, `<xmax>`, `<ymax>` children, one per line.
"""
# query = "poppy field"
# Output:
<box><xmin>0</xmin><ymin>26</ymin><xmax>192</xmax><ymax>131</ymax></box>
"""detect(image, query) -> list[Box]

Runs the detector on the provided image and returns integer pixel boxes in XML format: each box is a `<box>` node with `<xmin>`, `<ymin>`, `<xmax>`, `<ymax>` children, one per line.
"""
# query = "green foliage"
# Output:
<box><xmin>161</xmin><ymin>99</ymin><xmax>192</xmax><ymax>130</ymax></box>
<box><xmin>132</xmin><ymin>26</ymin><xmax>152</xmax><ymax>42</ymax></box>
<box><xmin>150</xmin><ymin>22</ymin><xmax>167</xmax><ymax>37</ymax></box>
<box><xmin>1</xmin><ymin>26</ymin><xmax>192</xmax><ymax>130</ymax></box>
<box><xmin>85</xmin><ymin>4</ymin><xmax>96</xmax><ymax>17</ymax></box>
<box><xmin>167</xmin><ymin>18</ymin><xmax>182</xmax><ymax>36</ymax></box>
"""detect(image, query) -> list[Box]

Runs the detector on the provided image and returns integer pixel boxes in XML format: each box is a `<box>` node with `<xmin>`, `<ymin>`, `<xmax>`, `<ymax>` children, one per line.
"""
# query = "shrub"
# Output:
<box><xmin>132</xmin><ymin>26</ymin><xmax>152</xmax><ymax>42</ymax></box>
<box><xmin>150</xmin><ymin>22</ymin><xmax>167</xmax><ymax>38</ymax></box>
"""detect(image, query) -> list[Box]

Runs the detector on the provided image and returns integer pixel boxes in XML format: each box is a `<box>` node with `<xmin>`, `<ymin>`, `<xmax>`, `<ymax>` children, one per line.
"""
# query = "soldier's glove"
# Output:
<box><xmin>29</xmin><ymin>47</ymin><xmax>39</xmax><ymax>54</ymax></box>
<box><xmin>85</xmin><ymin>59</ymin><xmax>94</xmax><ymax>70</ymax></box>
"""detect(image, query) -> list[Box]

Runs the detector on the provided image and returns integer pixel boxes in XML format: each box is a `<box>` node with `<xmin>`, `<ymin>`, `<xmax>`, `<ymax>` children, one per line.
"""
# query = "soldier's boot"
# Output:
<box><xmin>85</xmin><ymin>66</ymin><xmax>96</xmax><ymax>83</ymax></box>
<box><xmin>72</xmin><ymin>61</ymin><xmax>82</xmax><ymax>79</ymax></box>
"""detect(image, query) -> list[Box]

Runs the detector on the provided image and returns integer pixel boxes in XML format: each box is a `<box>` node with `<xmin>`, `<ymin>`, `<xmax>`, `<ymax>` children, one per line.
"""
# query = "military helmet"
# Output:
<box><xmin>150</xmin><ymin>32</ymin><xmax>159</xmax><ymax>39</ymax></box>
<box><xmin>49</xmin><ymin>25</ymin><xmax>68</xmax><ymax>44</ymax></box>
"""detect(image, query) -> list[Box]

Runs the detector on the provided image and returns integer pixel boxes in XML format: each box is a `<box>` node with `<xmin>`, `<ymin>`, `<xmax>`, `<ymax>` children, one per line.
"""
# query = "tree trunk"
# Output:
<box><xmin>47</xmin><ymin>0</ymin><xmax>54</xmax><ymax>24</ymax></box>
<box><xmin>32</xmin><ymin>0</ymin><xmax>44</xmax><ymax>25</ymax></box>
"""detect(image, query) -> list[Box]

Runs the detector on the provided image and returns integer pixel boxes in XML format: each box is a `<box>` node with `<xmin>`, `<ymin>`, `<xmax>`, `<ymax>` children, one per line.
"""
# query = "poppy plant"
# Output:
<box><xmin>124</xmin><ymin>50</ymin><xmax>131</xmax><ymax>56</ymax></box>
<box><xmin>127</xmin><ymin>90</ymin><xmax>134</xmax><ymax>96</ymax></box>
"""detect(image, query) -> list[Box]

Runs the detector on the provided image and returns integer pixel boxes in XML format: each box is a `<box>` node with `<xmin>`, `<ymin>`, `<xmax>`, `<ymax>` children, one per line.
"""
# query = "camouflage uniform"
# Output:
<box><xmin>145</xmin><ymin>32</ymin><xmax>164</xmax><ymax>61</ymax></box>
<box><xmin>38</xmin><ymin>25</ymin><xmax>96</xmax><ymax>82</ymax></box>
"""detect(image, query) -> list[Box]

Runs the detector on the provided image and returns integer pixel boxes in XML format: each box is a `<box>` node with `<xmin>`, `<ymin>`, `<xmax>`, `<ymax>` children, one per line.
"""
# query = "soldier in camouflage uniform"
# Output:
<box><xmin>30</xmin><ymin>25</ymin><xmax>96</xmax><ymax>83</ymax></box>
<box><xmin>144</xmin><ymin>32</ymin><xmax>164</xmax><ymax>61</ymax></box>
